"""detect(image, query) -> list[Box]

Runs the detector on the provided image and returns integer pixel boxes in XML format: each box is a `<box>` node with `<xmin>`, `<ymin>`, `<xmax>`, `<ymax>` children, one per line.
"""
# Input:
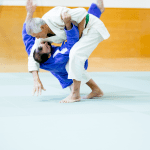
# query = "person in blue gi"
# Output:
<box><xmin>23</xmin><ymin>1</ymin><xmax>105</xmax><ymax>102</ymax></box>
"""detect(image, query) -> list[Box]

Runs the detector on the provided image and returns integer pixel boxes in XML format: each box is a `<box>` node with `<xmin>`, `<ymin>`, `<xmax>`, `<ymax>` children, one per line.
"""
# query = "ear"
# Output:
<box><xmin>48</xmin><ymin>53</ymin><xmax>51</xmax><ymax>58</ymax></box>
<box><xmin>40</xmin><ymin>25</ymin><xmax>45</xmax><ymax>30</ymax></box>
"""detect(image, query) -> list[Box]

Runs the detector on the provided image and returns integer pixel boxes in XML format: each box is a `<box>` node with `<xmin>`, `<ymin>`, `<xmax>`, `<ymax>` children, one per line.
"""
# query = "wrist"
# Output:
<box><xmin>32</xmin><ymin>71</ymin><xmax>39</xmax><ymax>81</ymax></box>
<box><xmin>65</xmin><ymin>22</ymin><xmax>72</xmax><ymax>30</ymax></box>
<box><xmin>27</xmin><ymin>12</ymin><xmax>33</xmax><ymax>15</ymax></box>
<box><xmin>25</xmin><ymin>12</ymin><xmax>33</xmax><ymax>22</ymax></box>
<box><xmin>34</xmin><ymin>75</ymin><xmax>40</xmax><ymax>81</ymax></box>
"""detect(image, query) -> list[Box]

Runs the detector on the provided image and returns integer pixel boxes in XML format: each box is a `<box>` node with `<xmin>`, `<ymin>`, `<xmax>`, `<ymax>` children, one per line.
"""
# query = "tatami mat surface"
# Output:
<box><xmin>0</xmin><ymin>72</ymin><xmax>150</xmax><ymax>150</ymax></box>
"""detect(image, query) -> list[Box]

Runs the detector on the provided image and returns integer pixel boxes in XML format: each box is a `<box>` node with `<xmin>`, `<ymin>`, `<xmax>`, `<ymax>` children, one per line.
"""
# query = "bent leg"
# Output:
<box><xmin>59</xmin><ymin>80</ymin><xmax>81</xmax><ymax>103</ymax></box>
<box><xmin>68</xmin><ymin>28</ymin><xmax>104</xmax><ymax>81</ymax></box>
<box><xmin>62</xmin><ymin>29</ymin><xmax>103</xmax><ymax>103</ymax></box>
<box><xmin>84</xmin><ymin>79</ymin><xmax>104</xmax><ymax>99</ymax></box>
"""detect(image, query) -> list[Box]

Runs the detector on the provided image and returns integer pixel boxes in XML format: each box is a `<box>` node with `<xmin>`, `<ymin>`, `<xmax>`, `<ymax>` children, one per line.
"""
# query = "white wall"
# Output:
<box><xmin>0</xmin><ymin>0</ymin><xmax>150</xmax><ymax>8</ymax></box>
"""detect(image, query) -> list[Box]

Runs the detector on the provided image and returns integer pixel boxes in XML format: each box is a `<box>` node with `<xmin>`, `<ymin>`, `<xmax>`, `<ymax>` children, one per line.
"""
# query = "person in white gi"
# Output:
<box><xmin>26</xmin><ymin>0</ymin><xmax>110</xmax><ymax>103</ymax></box>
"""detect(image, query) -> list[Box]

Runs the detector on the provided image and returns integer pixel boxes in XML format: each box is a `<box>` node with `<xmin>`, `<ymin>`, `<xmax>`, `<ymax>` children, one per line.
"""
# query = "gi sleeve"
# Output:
<box><xmin>28</xmin><ymin>39</ymin><xmax>41</xmax><ymax>72</ymax></box>
<box><xmin>22</xmin><ymin>23</ymin><xmax>35</xmax><ymax>56</ymax></box>
<box><xmin>64</xmin><ymin>24</ymin><xmax>79</xmax><ymax>50</ymax></box>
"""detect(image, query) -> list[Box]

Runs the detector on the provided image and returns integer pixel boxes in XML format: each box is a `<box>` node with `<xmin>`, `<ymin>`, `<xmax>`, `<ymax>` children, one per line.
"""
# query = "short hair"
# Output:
<box><xmin>33</xmin><ymin>43</ymin><xmax>52</xmax><ymax>63</ymax></box>
<box><xmin>26</xmin><ymin>18</ymin><xmax>46</xmax><ymax>35</ymax></box>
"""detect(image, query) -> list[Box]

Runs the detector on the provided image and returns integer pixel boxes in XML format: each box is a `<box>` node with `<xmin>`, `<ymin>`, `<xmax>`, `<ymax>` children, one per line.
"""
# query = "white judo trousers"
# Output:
<box><xmin>67</xmin><ymin>15</ymin><xmax>105</xmax><ymax>82</ymax></box>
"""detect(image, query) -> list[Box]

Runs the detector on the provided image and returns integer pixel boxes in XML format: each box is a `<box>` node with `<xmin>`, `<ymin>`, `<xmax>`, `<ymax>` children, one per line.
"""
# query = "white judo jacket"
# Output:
<box><xmin>28</xmin><ymin>6</ymin><xmax>110</xmax><ymax>72</ymax></box>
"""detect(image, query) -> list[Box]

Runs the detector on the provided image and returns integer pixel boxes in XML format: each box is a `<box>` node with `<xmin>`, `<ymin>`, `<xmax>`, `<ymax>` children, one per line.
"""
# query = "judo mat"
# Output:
<box><xmin>0</xmin><ymin>71</ymin><xmax>150</xmax><ymax>150</ymax></box>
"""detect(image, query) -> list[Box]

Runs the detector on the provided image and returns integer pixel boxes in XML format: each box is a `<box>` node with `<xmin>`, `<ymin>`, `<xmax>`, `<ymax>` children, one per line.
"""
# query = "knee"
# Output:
<box><xmin>69</xmin><ymin>52</ymin><xmax>87</xmax><ymax>67</ymax></box>
<box><xmin>69</xmin><ymin>50</ymin><xmax>83</xmax><ymax>62</ymax></box>
<box><xmin>69</xmin><ymin>50</ymin><xmax>78</xmax><ymax>60</ymax></box>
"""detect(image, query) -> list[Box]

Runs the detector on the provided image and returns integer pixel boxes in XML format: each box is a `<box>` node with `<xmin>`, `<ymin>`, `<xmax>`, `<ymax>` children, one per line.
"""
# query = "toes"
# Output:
<box><xmin>82</xmin><ymin>96</ymin><xmax>87</xmax><ymax>99</ymax></box>
<box><xmin>59</xmin><ymin>100</ymin><xmax>65</xmax><ymax>103</ymax></box>
<box><xmin>97</xmin><ymin>94</ymin><xmax>103</xmax><ymax>97</ymax></box>
<box><xmin>59</xmin><ymin>98</ymin><xmax>80</xmax><ymax>103</ymax></box>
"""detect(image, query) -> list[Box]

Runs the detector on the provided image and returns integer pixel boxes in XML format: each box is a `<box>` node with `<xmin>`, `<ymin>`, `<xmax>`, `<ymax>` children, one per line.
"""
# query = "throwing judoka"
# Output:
<box><xmin>26</xmin><ymin>0</ymin><xmax>109</xmax><ymax>103</ymax></box>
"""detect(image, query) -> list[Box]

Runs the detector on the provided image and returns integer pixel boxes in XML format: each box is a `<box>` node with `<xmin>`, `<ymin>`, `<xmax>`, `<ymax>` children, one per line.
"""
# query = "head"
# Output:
<box><xmin>26</xmin><ymin>18</ymin><xmax>48</xmax><ymax>39</ymax></box>
<box><xmin>33</xmin><ymin>42</ymin><xmax>52</xmax><ymax>63</ymax></box>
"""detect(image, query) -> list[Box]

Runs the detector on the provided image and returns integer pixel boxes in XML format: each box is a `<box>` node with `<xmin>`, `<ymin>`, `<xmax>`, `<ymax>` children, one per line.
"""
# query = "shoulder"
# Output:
<box><xmin>42</xmin><ymin>6</ymin><xmax>67</xmax><ymax>18</ymax></box>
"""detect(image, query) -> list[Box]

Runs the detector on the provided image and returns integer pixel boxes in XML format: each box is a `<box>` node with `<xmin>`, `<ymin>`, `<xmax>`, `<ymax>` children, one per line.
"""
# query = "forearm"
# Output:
<box><xmin>65</xmin><ymin>21</ymin><xmax>72</xmax><ymax>30</ymax></box>
<box><xmin>25</xmin><ymin>12</ymin><xmax>33</xmax><ymax>23</ymax></box>
<box><xmin>78</xmin><ymin>17</ymin><xmax>86</xmax><ymax>38</ymax></box>
<box><xmin>64</xmin><ymin>24</ymin><xmax>79</xmax><ymax>49</ymax></box>
<box><xmin>25</xmin><ymin>0</ymin><xmax>36</xmax><ymax>22</ymax></box>
<box><xmin>32</xmin><ymin>70</ymin><xmax>40</xmax><ymax>81</ymax></box>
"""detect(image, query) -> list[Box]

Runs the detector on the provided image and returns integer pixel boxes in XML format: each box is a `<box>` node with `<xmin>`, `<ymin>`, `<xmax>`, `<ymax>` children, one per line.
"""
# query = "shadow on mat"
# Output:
<box><xmin>37</xmin><ymin>95</ymin><xmax>68</xmax><ymax>102</ymax></box>
<box><xmin>36</xmin><ymin>93</ymin><xmax>150</xmax><ymax>102</ymax></box>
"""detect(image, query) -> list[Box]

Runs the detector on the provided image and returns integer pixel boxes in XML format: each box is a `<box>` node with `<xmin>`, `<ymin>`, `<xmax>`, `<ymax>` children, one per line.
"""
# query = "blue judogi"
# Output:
<box><xmin>22</xmin><ymin>3</ymin><xmax>101</xmax><ymax>88</ymax></box>
<box><xmin>88</xmin><ymin>3</ymin><xmax>102</xmax><ymax>18</ymax></box>
<box><xmin>23</xmin><ymin>23</ymin><xmax>88</xmax><ymax>88</ymax></box>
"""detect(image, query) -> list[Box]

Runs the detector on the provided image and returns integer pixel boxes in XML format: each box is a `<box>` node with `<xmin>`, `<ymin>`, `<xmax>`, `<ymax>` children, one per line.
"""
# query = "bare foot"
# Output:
<box><xmin>60</xmin><ymin>79</ymin><xmax>81</xmax><ymax>103</ymax></box>
<box><xmin>83</xmin><ymin>88</ymin><xmax>104</xmax><ymax>99</ymax></box>
<box><xmin>59</xmin><ymin>94</ymin><xmax>81</xmax><ymax>103</ymax></box>
<box><xmin>97</xmin><ymin>0</ymin><xmax>105</xmax><ymax>13</ymax></box>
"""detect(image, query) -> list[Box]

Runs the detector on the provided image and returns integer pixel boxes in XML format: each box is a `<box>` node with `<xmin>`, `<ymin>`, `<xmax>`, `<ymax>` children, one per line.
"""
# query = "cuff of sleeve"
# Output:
<box><xmin>28</xmin><ymin>66</ymin><xmax>39</xmax><ymax>73</ymax></box>
<box><xmin>28</xmin><ymin>62</ymin><xmax>40</xmax><ymax>73</ymax></box>
<box><xmin>64</xmin><ymin>24</ymin><xmax>79</xmax><ymax>37</ymax></box>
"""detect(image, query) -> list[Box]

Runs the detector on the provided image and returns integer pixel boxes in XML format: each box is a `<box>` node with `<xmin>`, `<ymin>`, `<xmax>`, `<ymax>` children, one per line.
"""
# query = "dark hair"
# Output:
<box><xmin>33</xmin><ymin>43</ymin><xmax>51</xmax><ymax>63</ymax></box>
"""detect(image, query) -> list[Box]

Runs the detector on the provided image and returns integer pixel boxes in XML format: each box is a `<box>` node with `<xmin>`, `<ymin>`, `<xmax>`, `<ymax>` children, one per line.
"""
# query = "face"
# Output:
<box><xmin>31</xmin><ymin>24</ymin><xmax>49</xmax><ymax>39</ymax></box>
<box><xmin>31</xmin><ymin>30</ymin><xmax>47</xmax><ymax>39</ymax></box>
<box><xmin>38</xmin><ymin>42</ymin><xmax>51</xmax><ymax>58</ymax></box>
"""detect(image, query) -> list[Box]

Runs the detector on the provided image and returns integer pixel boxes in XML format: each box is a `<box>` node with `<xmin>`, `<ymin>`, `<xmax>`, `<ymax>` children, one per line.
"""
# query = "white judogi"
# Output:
<box><xmin>28</xmin><ymin>6</ymin><xmax>110</xmax><ymax>82</ymax></box>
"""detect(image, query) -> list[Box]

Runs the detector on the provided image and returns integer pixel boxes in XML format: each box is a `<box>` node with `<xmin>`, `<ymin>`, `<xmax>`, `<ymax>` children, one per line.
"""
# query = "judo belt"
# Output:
<box><xmin>85</xmin><ymin>13</ymin><xmax>89</xmax><ymax>28</ymax></box>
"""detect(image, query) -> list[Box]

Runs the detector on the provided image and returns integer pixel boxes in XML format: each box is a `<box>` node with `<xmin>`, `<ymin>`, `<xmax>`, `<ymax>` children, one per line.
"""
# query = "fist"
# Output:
<box><xmin>61</xmin><ymin>12</ymin><xmax>71</xmax><ymax>24</ymax></box>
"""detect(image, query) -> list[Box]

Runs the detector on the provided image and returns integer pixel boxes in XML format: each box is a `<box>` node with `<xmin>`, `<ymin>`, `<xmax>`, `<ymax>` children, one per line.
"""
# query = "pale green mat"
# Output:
<box><xmin>0</xmin><ymin>72</ymin><xmax>150</xmax><ymax>150</ymax></box>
